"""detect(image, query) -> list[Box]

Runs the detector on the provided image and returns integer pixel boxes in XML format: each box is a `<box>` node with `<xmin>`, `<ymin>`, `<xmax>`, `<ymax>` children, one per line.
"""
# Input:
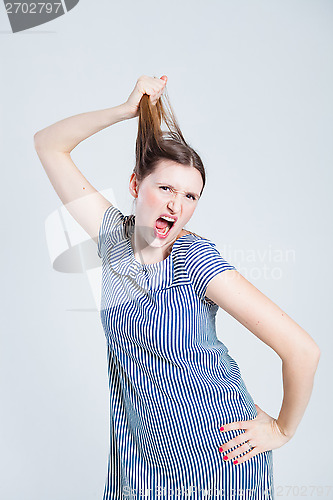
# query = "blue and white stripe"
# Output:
<box><xmin>98</xmin><ymin>204</ymin><xmax>274</xmax><ymax>499</ymax></box>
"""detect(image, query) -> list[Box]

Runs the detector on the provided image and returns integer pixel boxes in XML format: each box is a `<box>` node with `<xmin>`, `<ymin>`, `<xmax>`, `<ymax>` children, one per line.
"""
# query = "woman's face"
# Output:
<box><xmin>129</xmin><ymin>160</ymin><xmax>203</xmax><ymax>248</ymax></box>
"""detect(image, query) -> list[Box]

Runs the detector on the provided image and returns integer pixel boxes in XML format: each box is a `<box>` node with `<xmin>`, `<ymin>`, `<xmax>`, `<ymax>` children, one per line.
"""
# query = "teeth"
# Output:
<box><xmin>160</xmin><ymin>216</ymin><xmax>175</xmax><ymax>222</ymax></box>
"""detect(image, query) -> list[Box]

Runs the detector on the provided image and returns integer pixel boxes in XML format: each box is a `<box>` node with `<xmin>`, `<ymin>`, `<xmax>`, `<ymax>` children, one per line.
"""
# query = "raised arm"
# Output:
<box><xmin>34</xmin><ymin>75</ymin><xmax>167</xmax><ymax>242</ymax></box>
<box><xmin>34</xmin><ymin>103</ymin><xmax>131</xmax><ymax>242</ymax></box>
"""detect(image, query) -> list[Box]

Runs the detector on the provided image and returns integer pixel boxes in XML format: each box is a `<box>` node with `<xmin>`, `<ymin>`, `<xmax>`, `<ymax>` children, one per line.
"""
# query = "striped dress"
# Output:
<box><xmin>97</xmin><ymin>204</ymin><xmax>274</xmax><ymax>500</ymax></box>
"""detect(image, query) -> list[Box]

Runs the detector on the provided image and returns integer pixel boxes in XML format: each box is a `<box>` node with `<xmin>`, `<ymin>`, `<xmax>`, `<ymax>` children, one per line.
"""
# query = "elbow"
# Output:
<box><xmin>34</xmin><ymin>129</ymin><xmax>51</xmax><ymax>151</ymax></box>
<box><xmin>307</xmin><ymin>340</ymin><xmax>321</xmax><ymax>362</ymax></box>
<box><xmin>33</xmin><ymin>131</ymin><xmax>68</xmax><ymax>154</ymax></box>
<box><xmin>281</xmin><ymin>341</ymin><xmax>321</xmax><ymax>367</ymax></box>
<box><xmin>34</xmin><ymin>131</ymin><xmax>41</xmax><ymax>151</ymax></box>
<box><xmin>302</xmin><ymin>342</ymin><xmax>321</xmax><ymax>370</ymax></box>
<box><xmin>309</xmin><ymin>347</ymin><xmax>321</xmax><ymax>375</ymax></box>
<box><xmin>313</xmin><ymin>344</ymin><xmax>321</xmax><ymax>365</ymax></box>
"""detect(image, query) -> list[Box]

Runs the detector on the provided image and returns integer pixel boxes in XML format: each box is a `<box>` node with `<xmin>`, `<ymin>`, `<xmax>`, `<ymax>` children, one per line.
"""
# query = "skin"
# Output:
<box><xmin>34</xmin><ymin>73</ymin><xmax>321</xmax><ymax>468</ymax></box>
<box><xmin>33</xmin><ymin>75</ymin><xmax>168</xmax><ymax>246</ymax></box>
<box><xmin>128</xmin><ymin>160</ymin><xmax>203</xmax><ymax>264</ymax></box>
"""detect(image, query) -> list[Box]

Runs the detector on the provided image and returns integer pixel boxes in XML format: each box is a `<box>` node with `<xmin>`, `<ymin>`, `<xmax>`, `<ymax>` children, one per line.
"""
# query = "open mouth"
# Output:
<box><xmin>154</xmin><ymin>216</ymin><xmax>176</xmax><ymax>237</ymax></box>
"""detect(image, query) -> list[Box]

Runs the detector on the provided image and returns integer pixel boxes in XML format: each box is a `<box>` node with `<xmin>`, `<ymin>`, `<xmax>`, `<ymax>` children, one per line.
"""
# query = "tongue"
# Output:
<box><xmin>156</xmin><ymin>217</ymin><xmax>169</xmax><ymax>230</ymax></box>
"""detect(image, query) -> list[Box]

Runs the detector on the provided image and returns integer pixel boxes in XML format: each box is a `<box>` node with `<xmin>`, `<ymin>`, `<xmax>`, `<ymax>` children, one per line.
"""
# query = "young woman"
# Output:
<box><xmin>34</xmin><ymin>75</ymin><xmax>320</xmax><ymax>499</ymax></box>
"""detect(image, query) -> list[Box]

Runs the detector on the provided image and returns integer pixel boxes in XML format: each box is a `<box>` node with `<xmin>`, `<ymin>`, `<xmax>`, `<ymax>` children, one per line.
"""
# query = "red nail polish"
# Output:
<box><xmin>223</xmin><ymin>455</ymin><xmax>228</xmax><ymax>460</ymax></box>
<box><xmin>219</xmin><ymin>447</ymin><xmax>223</xmax><ymax>452</ymax></box>
<box><xmin>233</xmin><ymin>460</ymin><xmax>238</xmax><ymax>465</ymax></box>
<box><xmin>220</xmin><ymin>426</ymin><xmax>224</xmax><ymax>431</ymax></box>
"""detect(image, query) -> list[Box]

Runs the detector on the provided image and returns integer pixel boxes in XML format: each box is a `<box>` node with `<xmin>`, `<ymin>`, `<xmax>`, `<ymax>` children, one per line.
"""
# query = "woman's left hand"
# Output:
<box><xmin>218</xmin><ymin>404</ymin><xmax>292</xmax><ymax>465</ymax></box>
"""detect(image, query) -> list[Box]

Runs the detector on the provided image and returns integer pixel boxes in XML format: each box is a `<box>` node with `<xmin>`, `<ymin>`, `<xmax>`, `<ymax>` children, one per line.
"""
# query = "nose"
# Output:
<box><xmin>167</xmin><ymin>192</ymin><xmax>182</xmax><ymax>212</ymax></box>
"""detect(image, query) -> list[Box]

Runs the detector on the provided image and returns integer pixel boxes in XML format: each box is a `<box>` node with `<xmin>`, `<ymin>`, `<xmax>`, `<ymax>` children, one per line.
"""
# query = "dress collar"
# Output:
<box><xmin>106</xmin><ymin>215</ymin><xmax>192</xmax><ymax>289</ymax></box>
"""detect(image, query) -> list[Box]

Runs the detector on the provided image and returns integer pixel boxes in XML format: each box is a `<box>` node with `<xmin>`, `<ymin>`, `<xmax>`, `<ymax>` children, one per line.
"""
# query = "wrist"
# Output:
<box><xmin>117</xmin><ymin>102</ymin><xmax>137</xmax><ymax>121</ymax></box>
<box><xmin>275</xmin><ymin>419</ymin><xmax>295</xmax><ymax>440</ymax></box>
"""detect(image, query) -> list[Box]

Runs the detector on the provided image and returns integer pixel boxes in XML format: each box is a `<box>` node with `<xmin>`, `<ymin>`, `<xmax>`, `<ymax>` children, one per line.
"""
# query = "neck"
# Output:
<box><xmin>131</xmin><ymin>230</ymin><xmax>172</xmax><ymax>265</ymax></box>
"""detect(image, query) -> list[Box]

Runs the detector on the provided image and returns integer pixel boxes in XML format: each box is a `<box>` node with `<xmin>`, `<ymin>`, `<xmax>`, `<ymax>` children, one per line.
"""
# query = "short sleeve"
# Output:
<box><xmin>97</xmin><ymin>204</ymin><xmax>125</xmax><ymax>259</ymax></box>
<box><xmin>184</xmin><ymin>238</ymin><xmax>237</xmax><ymax>301</ymax></box>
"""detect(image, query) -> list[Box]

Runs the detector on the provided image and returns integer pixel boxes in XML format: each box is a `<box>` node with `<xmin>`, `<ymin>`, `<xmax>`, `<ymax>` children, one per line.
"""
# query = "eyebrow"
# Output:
<box><xmin>156</xmin><ymin>182</ymin><xmax>200</xmax><ymax>199</ymax></box>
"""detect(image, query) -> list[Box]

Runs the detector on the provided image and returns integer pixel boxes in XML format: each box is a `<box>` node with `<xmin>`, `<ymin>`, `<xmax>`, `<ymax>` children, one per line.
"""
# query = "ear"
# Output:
<box><xmin>129</xmin><ymin>172</ymin><xmax>139</xmax><ymax>199</ymax></box>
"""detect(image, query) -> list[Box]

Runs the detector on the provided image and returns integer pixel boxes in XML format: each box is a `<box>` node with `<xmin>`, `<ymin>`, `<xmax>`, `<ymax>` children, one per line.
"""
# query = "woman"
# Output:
<box><xmin>34</xmin><ymin>75</ymin><xmax>320</xmax><ymax>499</ymax></box>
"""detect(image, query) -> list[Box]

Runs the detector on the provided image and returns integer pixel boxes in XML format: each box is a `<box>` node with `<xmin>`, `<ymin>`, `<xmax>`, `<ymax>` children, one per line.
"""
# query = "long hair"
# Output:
<box><xmin>131</xmin><ymin>79</ymin><xmax>205</xmax><ymax>239</ymax></box>
<box><xmin>134</xmin><ymin>81</ymin><xmax>205</xmax><ymax>192</ymax></box>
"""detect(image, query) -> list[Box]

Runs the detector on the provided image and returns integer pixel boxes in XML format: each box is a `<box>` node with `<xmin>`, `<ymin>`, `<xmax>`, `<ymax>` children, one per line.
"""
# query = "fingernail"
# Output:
<box><xmin>220</xmin><ymin>426</ymin><xmax>224</xmax><ymax>431</ymax></box>
<box><xmin>233</xmin><ymin>460</ymin><xmax>238</xmax><ymax>465</ymax></box>
<box><xmin>223</xmin><ymin>455</ymin><xmax>228</xmax><ymax>461</ymax></box>
<box><xmin>218</xmin><ymin>447</ymin><xmax>223</xmax><ymax>452</ymax></box>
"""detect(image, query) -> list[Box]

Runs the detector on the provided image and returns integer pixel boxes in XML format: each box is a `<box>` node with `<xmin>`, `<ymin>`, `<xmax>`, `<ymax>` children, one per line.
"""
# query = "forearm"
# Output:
<box><xmin>276</xmin><ymin>351</ymin><xmax>320</xmax><ymax>438</ymax></box>
<box><xmin>34</xmin><ymin>103</ymin><xmax>132</xmax><ymax>153</ymax></box>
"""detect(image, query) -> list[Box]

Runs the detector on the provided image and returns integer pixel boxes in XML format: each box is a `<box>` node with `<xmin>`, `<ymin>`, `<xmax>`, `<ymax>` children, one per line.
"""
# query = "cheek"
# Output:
<box><xmin>138</xmin><ymin>189</ymin><xmax>160</xmax><ymax>211</ymax></box>
<box><xmin>183</xmin><ymin>205</ymin><xmax>198</xmax><ymax>225</ymax></box>
<box><xmin>150</xmin><ymin>191</ymin><xmax>161</xmax><ymax>207</ymax></box>
<box><xmin>186</xmin><ymin>204</ymin><xmax>197</xmax><ymax>218</ymax></box>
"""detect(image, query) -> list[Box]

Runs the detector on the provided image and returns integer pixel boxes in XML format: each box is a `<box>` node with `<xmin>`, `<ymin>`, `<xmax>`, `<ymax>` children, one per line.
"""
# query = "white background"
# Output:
<box><xmin>1</xmin><ymin>0</ymin><xmax>332</xmax><ymax>498</ymax></box>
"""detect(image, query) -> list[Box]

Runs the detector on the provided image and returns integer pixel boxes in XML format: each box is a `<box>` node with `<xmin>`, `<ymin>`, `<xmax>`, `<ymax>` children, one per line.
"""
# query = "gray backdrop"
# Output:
<box><xmin>1</xmin><ymin>0</ymin><xmax>332</xmax><ymax>499</ymax></box>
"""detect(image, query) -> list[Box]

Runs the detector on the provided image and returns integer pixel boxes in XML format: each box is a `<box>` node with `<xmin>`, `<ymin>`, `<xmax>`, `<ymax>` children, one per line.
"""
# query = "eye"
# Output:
<box><xmin>160</xmin><ymin>186</ymin><xmax>171</xmax><ymax>192</ymax></box>
<box><xmin>187</xmin><ymin>194</ymin><xmax>196</xmax><ymax>201</ymax></box>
